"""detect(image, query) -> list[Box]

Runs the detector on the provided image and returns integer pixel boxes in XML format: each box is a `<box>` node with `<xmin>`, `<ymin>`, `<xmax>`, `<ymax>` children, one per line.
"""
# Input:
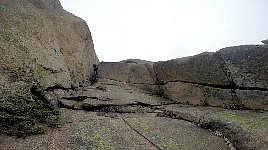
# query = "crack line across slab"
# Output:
<box><xmin>121</xmin><ymin>117</ymin><xmax>163</xmax><ymax>150</ymax></box>
<box><xmin>102</xmin><ymin>78</ymin><xmax>268</xmax><ymax>91</ymax></box>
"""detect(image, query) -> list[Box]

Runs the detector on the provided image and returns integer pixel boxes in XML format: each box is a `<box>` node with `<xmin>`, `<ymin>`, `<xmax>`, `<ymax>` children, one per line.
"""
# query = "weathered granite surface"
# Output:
<box><xmin>0</xmin><ymin>0</ymin><xmax>98</xmax><ymax>136</ymax></box>
<box><xmin>100</xmin><ymin>45</ymin><xmax>268</xmax><ymax>110</ymax></box>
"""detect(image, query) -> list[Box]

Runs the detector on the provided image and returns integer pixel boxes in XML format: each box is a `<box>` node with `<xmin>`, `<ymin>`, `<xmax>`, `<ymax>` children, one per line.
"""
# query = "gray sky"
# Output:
<box><xmin>60</xmin><ymin>0</ymin><xmax>268</xmax><ymax>62</ymax></box>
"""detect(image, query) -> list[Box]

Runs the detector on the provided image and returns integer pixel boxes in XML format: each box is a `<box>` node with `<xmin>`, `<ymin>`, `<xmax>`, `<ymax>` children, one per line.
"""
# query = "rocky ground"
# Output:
<box><xmin>1</xmin><ymin>79</ymin><xmax>267</xmax><ymax>150</ymax></box>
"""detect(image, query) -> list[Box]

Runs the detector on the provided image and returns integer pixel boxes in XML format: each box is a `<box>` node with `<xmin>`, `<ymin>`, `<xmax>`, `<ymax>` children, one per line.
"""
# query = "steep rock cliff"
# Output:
<box><xmin>0</xmin><ymin>0</ymin><xmax>98</xmax><ymax>136</ymax></box>
<box><xmin>0</xmin><ymin>0</ymin><xmax>98</xmax><ymax>90</ymax></box>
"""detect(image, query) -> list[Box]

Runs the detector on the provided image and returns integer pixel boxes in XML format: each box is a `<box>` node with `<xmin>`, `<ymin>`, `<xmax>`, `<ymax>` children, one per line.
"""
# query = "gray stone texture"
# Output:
<box><xmin>154</xmin><ymin>52</ymin><xmax>231</xmax><ymax>85</ymax></box>
<box><xmin>99</xmin><ymin>61</ymin><xmax>157</xmax><ymax>84</ymax></box>
<box><xmin>0</xmin><ymin>0</ymin><xmax>98</xmax><ymax>91</ymax></box>
<box><xmin>99</xmin><ymin>62</ymin><xmax>132</xmax><ymax>83</ymax></box>
<box><xmin>0</xmin><ymin>0</ymin><xmax>98</xmax><ymax>136</ymax></box>
<box><xmin>99</xmin><ymin>46</ymin><xmax>268</xmax><ymax>110</ymax></box>
<box><xmin>216</xmin><ymin>45</ymin><xmax>268</xmax><ymax>89</ymax></box>
<box><xmin>261</xmin><ymin>39</ymin><xmax>268</xmax><ymax>44</ymax></box>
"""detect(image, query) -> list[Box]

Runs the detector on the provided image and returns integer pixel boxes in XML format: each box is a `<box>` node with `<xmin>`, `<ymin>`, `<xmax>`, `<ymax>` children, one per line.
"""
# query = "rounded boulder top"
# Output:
<box><xmin>261</xmin><ymin>39</ymin><xmax>268</xmax><ymax>44</ymax></box>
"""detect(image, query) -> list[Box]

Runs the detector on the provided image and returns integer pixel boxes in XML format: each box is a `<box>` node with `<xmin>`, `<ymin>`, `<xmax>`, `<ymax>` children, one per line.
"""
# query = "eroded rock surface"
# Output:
<box><xmin>154</xmin><ymin>52</ymin><xmax>231</xmax><ymax>85</ymax></box>
<box><xmin>216</xmin><ymin>45</ymin><xmax>268</xmax><ymax>89</ymax></box>
<box><xmin>0</xmin><ymin>0</ymin><xmax>98</xmax><ymax>90</ymax></box>
<box><xmin>99</xmin><ymin>60</ymin><xmax>159</xmax><ymax>93</ymax></box>
<box><xmin>2</xmin><ymin>79</ymin><xmax>267</xmax><ymax>149</ymax></box>
<box><xmin>99</xmin><ymin>45</ymin><xmax>268</xmax><ymax>110</ymax></box>
<box><xmin>0</xmin><ymin>0</ymin><xmax>98</xmax><ymax>136</ymax></box>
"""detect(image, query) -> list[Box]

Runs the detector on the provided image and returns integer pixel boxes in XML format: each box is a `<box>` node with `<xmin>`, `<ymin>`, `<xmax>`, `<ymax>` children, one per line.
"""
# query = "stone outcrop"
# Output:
<box><xmin>156</xmin><ymin>45</ymin><xmax>268</xmax><ymax>109</ymax></box>
<box><xmin>153</xmin><ymin>52</ymin><xmax>236</xmax><ymax>107</ymax></box>
<box><xmin>216</xmin><ymin>45</ymin><xmax>268</xmax><ymax>89</ymax></box>
<box><xmin>261</xmin><ymin>39</ymin><xmax>268</xmax><ymax>44</ymax></box>
<box><xmin>214</xmin><ymin>45</ymin><xmax>268</xmax><ymax>109</ymax></box>
<box><xmin>154</xmin><ymin>53</ymin><xmax>231</xmax><ymax>86</ymax></box>
<box><xmin>99</xmin><ymin>60</ymin><xmax>155</xmax><ymax>84</ymax></box>
<box><xmin>159</xmin><ymin>81</ymin><xmax>235</xmax><ymax>107</ymax></box>
<box><xmin>99</xmin><ymin>62</ymin><xmax>133</xmax><ymax>83</ymax></box>
<box><xmin>0</xmin><ymin>0</ymin><xmax>98</xmax><ymax>90</ymax></box>
<box><xmin>100</xmin><ymin>45</ymin><xmax>268</xmax><ymax>110</ymax></box>
<box><xmin>99</xmin><ymin>60</ymin><xmax>159</xmax><ymax>93</ymax></box>
<box><xmin>0</xmin><ymin>0</ymin><xmax>98</xmax><ymax>136</ymax></box>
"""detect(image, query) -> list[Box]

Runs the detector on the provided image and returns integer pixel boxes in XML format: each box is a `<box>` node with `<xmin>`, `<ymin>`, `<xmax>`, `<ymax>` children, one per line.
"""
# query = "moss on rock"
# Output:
<box><xmin>0</xmin><ymin>83</ymin><xmax>60</xmax><ymax>137</ymax></box>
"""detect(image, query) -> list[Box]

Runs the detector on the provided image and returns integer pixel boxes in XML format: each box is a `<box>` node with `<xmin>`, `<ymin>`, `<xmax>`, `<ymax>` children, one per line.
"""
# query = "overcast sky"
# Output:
<box><xmin>60</xmin><ymin>0</ymin><xmax>268</xmax><ymax>62</ymax></box>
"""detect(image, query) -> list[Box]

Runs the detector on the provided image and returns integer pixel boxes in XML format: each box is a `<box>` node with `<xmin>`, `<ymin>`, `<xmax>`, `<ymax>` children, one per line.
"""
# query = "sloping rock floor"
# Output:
<box><xmin>1</xmin><ymin>79</ymin><xmax>267</xmax><ymax>150</ymax></box>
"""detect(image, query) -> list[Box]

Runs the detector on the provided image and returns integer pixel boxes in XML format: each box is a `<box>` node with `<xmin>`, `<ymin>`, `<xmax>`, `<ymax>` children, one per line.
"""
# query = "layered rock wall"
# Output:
<box><xmin>154</xmin><ymin>53</ymin><xmax>231</xmax><ymax>85</ymax></box>
<box><xmin>215</xmin><ymin>45</ymin><xmax>268</xmax><ymax>109</ymax></box>
<box><xmin>155</xmin><ymin>45</ymin><xmax>268</xmax><ymax>109</ymax></box>
<box><xmin>100</xmin><ymin>45</ymin><xmax>268</xmax><ymax>110</ymax></box>
<box><xmin>98</xmin><ymin>62</ymin><xmax>133</xmax><ymax>83</ymax></box>
<box><xmin>99</xmin><ymin>61</ymin><xmax>159</xmax><ymax>93</ymax></box>
<box><xmin>216</xmin><ymin>45</ymin><xmax>268</xmax><ymax>89</ymax></box>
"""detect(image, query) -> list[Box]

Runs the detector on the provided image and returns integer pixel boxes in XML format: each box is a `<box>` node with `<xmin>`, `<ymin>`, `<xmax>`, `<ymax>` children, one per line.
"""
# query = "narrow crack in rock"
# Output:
<box><xmin>157</xmin><ymin>110</ymin><xmax>238</xmax><ymax>150</ymax></box>
<box><xmin>121</xmin><ymin>117</ymin><xmax>163</xmax><ymax>150</ymax></box>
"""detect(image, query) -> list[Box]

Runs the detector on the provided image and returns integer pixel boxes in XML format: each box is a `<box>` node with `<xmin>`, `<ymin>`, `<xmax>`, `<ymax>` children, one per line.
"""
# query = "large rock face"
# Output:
<box><xmin>154</xmin><ymin>52</ymin><xmax>231</xmax><ymax>85</ymax></box>
<box><xmin>0</xmin><ymin>0</ymin><xmax>98</xmax><ymax>90</ymax></box>
<box><xmin>0</xmin><ymin>0</ymin><xmax>98</xmax><ymax>136</ymax></box>
<box><xmin>155</xmin><ymin>45</ymin><xmax>268</xmax><ymax>109</ymax></box>
<box><xmin>99</xmin><ymin>60</ymin><xmax>159</xmax><ymax>93</ymax></box>
<box><xmin>98</xmin><ymin>62</ymin><xmax>133</xmax><ymax>83</ymax></box>
<box><xmin>215</xmin><ymin>45</ymin><xmax>268</xmax><ymax>109</ymax></box>
<box><xmin>99</xmin><ymin>45</ymin><xmax>268</xmax><ymax>110</ymax></box>
<box><xmin>99</xmin><ymin>60</ymin><xmax>156</xmax><ymax>84</ymax></box>
<box><xmin>216</xmin><ymin>45</ymin><xmax>268</xmax><ymax>89</ymax></box>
